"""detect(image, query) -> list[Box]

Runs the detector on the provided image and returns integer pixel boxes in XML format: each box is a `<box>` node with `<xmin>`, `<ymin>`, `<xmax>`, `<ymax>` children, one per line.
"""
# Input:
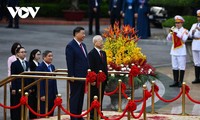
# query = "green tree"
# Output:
<box><xmin>149</xmin><ymin>0</ymin><xmax>200</xmax><ymax>17</ymax></box>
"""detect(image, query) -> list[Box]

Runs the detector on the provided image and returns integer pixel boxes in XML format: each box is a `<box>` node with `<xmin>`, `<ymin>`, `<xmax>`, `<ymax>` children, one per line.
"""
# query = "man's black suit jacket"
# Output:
<box><xmin>88</xmin><ymin>48</ymin><xmax>108</xmax><ymax>82</ymax></box>
<box><xmin>11</xmin><ymin>58</ymin><xmax>29</xmax><ymax>91</ymax></box>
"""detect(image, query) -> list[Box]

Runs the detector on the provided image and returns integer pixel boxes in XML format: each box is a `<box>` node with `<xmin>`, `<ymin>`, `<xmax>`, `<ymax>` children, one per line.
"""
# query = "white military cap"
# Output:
<box><xmin>197</xmin><ymin>9</ymin><xmax>200</xmax><ymax>17</ymax></box>
<box><xmin>174</xmin><ymin>15</ymin><xmax>185</xmax><ymax>23</ymax></box>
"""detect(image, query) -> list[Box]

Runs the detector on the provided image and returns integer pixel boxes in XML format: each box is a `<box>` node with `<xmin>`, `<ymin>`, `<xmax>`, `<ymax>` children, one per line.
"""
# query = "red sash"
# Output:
<box><xmin>172</xmin><ymin>32</ymin><xmax>183</xmax><ymax>49</ymax></box>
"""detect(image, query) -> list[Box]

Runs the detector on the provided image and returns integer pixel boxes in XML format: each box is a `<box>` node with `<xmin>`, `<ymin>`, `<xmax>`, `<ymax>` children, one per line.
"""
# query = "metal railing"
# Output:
<box><xmin>0</xmin><ymin>69</ymin><xmax>130</xmax><ymax>120</ymax></box>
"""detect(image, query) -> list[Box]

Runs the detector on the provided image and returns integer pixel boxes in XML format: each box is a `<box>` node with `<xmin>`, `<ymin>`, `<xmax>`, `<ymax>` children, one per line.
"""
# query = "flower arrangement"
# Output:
<box><xmin>102</xmin><ymin>22</ymin><xmax>157</xmax><ymax>89</ymax></box>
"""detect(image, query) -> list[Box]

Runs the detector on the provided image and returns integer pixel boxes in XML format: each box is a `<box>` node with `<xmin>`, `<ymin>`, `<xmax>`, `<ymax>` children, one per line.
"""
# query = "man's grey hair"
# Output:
<box><xmin>42</xmin><ymin>50</ymin><xmax>52</xmax><ymax>58</ymax></box>
<box><xmin>92</xmin><ymin>35</ymin><xmax>103</xmax><ymax>44</ymax></box>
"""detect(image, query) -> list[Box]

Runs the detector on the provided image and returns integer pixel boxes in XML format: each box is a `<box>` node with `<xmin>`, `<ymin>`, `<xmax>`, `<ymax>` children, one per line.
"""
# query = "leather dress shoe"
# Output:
<box><xmin>192</xmin><ymin>79</ymin><xmax>200</xmax><ymax>84</ymax></box>
<box><xmin>169</xmin><ymin>82</ymin><xmax>179</xmax><ymax>87</ymax></box>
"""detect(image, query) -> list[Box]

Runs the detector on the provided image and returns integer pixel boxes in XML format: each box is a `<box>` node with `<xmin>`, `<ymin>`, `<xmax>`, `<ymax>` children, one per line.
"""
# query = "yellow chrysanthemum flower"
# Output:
<box><xmin>102</xmin><ymin>22</ymin><xmax>147</xmax><ymax>70</ymax></box>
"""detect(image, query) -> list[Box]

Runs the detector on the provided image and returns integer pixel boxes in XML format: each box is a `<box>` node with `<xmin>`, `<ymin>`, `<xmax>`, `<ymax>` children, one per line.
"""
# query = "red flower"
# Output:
<box><xmin>141</xmin><ymin>63</ymin><xmax>156</xmax><ymax>76</ymax></box>
<box><xmin>129</xmin><ymin>65</ymin><xmax>140</xmax><ymax>86</ymax></box>
<box><xmin>110</xmin><ymin>62</ymin><xmax>122</xmax><ymax>71</ymax></box>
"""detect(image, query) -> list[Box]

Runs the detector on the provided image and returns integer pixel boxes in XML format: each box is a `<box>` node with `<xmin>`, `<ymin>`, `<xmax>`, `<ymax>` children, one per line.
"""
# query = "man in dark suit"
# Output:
<box><xmin>88</xmin><ymin>35</ymin><xmax>108</xmax><ymax>119</ymax></box>
<box><xmin>88</xmin><ymin>0</ymin><xmax>102</xmax><ymax>35</ymax></box>
<box><xmin>6</xmin><ymin>0</ymin><xmax>19</xmax><ymax>28</ymax></box>
<box><xmin>65</xmin><ymin>27</ymin><xmax>89</xmax><ymax>120</ymax></box>
<box><xmin>36</xmin><ymin>50</ymin><xmax>58</xmax><ymax>116</ymax></box>
<box><xmin>108</xmin><ymin>0</ymin><xmax>123</xmax><ymax>29</ymax></box>
<box><xmin>11</xmin><ymin>47</ymin><xmax>29</xmax><ymax>120</ymax></box>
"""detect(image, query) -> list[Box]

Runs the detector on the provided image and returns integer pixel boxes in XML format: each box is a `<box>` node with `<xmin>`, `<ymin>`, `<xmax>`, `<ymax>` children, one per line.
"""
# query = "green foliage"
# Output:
<box><xmin>149</xmin><ymin>0</ymin><xmax>200</xmax><ymax>17</ymax></box>
<box><xmin>162</xmin><ymin>16</ymin><xmax>197</xmax><ymax>30</ymax></box>
<box><xmin>21</xmin><ymin>3</ymin><xmax>66</xmax><ymax>17</ymax></box>
<box><xmin>101</xmin><ymin>1</ymin><xmax>109</xmax><ymax>18</ymax></box>
<box><xmin>149</xmin><ymin>0</ymin><xmax>197</xmax><ymax>7</ymax></box>
<box><xmin>21</xmin><ymin>1</ymin><xmax>109</xmax><ymax>18</ymax></box>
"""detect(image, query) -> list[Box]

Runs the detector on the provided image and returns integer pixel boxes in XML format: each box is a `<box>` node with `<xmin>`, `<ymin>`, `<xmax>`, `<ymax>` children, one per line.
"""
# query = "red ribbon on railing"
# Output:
<box><xmin>150</xmin><ymin>84</ymin><xmax>159</xmax><ymax>93</ymax></box>
<box><xmin>121</xmin><ymin>83</ymin><xmax>126</xmax><ymax>91</ymax></box>
<box><xmin>145</xmin><ymin>90</ymin><xmax>152</xmax><ymax>100</ymax></box>
<box><xmin>131</xmin><ymin>94</ymin><xmax>146</xmax><ymax>119</ymax></box>
<box><xmin>134</xmin><ymin>98</ymin><xmax>144</xmax><ymax>103</ymax></box>
<box><xmin>129</xmin><ymin>65</ymin><xmax>140</xmax><ymax>86</ymax></box>
<box><xmin>26</xmin><ymin>104</ymin><xmax>56</xmax><ymax>117</ymax></box>
<box><xmin>97</xmin><ymin>109</ymin><xmax>109</xmax><ymax>120</ymax></box>
<box><xmin>0</xmin><ymin>96</ymin><xmax>27</xmax><ymax>109</ymax></box>
<box><xmin>126</xmin><ymin>100</ymin><xmax>137</xmax><ymax>112</ymax></box>
<box><xmin>186</xmin><ymin>93</ymin><xmax>200</xmax><ymax>104</ymax></box>
<box><xmin>20</xmin><ymin>96</ymin><xmax>28</xmax><ymax>105</ymax></box>
<box><xmin>60</xmin><ymin>105</ymin><xmax>92</xmax><ymax>118</ymax></box>
<box><xmin>91</xmin><ymin>100</ymin><xmax>101</xmax><ymax>109</ymax></box>
<box><xmin>85</xmin><ymin>71</ymin><xmax>97</xmax><ymax>92</ymax></box>
<box><xmin>182</xmin><ymin>85</ymin><xmax>190</xmax><ymax>94</ymax></box>
<box><xmin>121</xmin><ymin>83</ymin><xmax>128</xmax><ymax>99</ymax></box>
<box><xmin>184</xmin><ymin>85</ymin><xmax>200</xmax><ymax>104</ymax></box>
<box><xmin>61</xmin><ymin>100</ymin><xmax>100</xmax><ymax>118</ymax></box>
<box><xmin>97</xmin><ymin>72</ymin><xmax>106</xmax><ymax>88</ymax></box>
<box><xmin>86</xmin><ymin>71</ymin><xmax>97</xmax><ymax>84</ymax></box>
<box><xmin>0</xmin><ymin>103</ymin><xmax>21</xmax><ymax>109</ymax></box>
<box><xmin>155</xmin><ymin>89</ymin><xmax>182</xmax><ymax>102</ymax></box>
<box><xmin>104</xmin><ymin>87</ymin><xmax>119</xmax><ymax>96</ymax></box>
<box><xmin>54</xmin><ymin>97</ymin><xmax>62</xmax><ymax>106</ymax></box>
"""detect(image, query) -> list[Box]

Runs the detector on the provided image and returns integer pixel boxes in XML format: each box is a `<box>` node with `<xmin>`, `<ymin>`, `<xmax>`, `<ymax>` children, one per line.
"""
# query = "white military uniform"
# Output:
<box><xmin>189</xmin><ymin>23</ymin><xmax>200</xmax><ymax>66</ymax></box>
<box><xmin>167</xmin><ymin>27</ymin><xmax>189</xmax><ymax>70</ymax></box>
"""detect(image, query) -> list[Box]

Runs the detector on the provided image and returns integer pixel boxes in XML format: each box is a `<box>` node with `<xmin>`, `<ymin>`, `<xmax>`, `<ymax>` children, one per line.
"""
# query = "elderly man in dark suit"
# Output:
<box><xmin>11</xmin><ymin>46</ymin><xmax>29</xmax><ymax>120</ymax></box>
<box><xmin>108</xmin><ymin>0</ymin><xmax>123</xmax><ymax>29</ymax></box>
<box><xmin>88</xmin><ymin>0</ymin><xmax>102</xmax><ymax>35</ymax></box>
<box><xmin>6</xmin><ymin>0</ymin><xmax>19</xmax><ymax>28</ymax></box>
<box><xmin>65</xmin><ymin>27</ymin><xmax>89</xmax><ymax>120</ymax></box>
<box><xmin>36</xmin><ymin>50</ymin><xmax>58</xmax><ymax>116</ymax></box>
<box><xmin>88</xmin><ymin>35</ymin><xmax>108</xmax><ymax>119</ymax></box>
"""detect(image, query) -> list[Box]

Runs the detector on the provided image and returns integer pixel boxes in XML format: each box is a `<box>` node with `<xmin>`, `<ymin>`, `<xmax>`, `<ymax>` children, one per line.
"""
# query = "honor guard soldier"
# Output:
<box><xmin>189</xmin><ymin>10</ymin><xmax>200</xmax><ymax>84</ymax></box>
<box><xmin>167</xmin><ymin>15</ymin><xmax>189</xmax><ymax>87</ymax></box>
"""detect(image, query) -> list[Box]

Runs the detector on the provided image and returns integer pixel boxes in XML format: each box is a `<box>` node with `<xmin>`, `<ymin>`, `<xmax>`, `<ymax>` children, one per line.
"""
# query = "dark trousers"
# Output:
<box><xmin>89</xmin><ymin>8</ymin><xmax>100</xmax><ymax>34</ymax></box>
<box><xmin>40</xmin><ymin>97</ymin><xmax>55</xmax><ymax>117</ymax></box>
<box><xmin>0</xmin><ymin>5</ymin><xmax>3</xmax><ymax>20</ymax></box>
<box><xmin>90</xmin><ymin>82</ymin><xmax>106</xmax><ymax>119</ymax></box>
<box><xmin>10</xmin><ymin>91</ymin><xmax>21</xmax><ymax>120</ymax></box>
<box><xmin>7</xmin><ymin>7</ymin><xmax>19</xmax><ymax>27</ymax></box>
<box><xmin>70</xmin><ymin>81</ymin><xmax>85</xmax><ymax>120</ymax></box>
<box><xmin>110</xmin><ymin>8</ymin><xmax>121</xmax><ymax>29</ymax></box>
<box><xmin>28</xmin><ymin>92</ymin><xmax>37</xmax><ymax>119</ymax></box>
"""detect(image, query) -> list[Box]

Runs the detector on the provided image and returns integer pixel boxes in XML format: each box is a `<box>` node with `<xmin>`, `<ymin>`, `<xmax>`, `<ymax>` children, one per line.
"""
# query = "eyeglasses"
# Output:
<box><xmin>175</xmin><ymin>22</ymin><xmax>181</xmax><ymax>24</ymax></box>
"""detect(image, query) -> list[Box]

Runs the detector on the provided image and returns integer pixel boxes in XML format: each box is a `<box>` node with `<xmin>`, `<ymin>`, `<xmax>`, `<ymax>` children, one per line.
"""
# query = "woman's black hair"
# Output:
<box><xmin>11</xmin><ymin>42</ymin><xmax>22</xmax><ymax>55</ymax></box>
<box><xmin>29</xmin><ymin>49</ymin><xmax>41</xmax><ymax>62</ymax></box>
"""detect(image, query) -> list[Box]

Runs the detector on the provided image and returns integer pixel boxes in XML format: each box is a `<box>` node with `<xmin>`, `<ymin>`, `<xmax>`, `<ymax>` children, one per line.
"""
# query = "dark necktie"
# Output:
<box><xmin>100</xmin><ymin>50</ymin><xmax>104</xmax><ymax>62</ymax></box>
<box><xmin>80</xmin><ymin>43</ymin><xmax>87</xmax><ymax>57</ymax></box>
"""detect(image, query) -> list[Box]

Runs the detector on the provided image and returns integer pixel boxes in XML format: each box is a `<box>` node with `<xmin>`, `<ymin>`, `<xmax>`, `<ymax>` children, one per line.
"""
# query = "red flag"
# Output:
<box><xmin>172</xmin><ymin>32</ymin><xmax>183</xmax><ymax>49</ymax></box>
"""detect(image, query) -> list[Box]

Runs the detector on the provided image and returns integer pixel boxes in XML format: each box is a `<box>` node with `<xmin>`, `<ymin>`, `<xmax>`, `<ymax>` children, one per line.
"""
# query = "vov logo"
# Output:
<box><xmin>7</xmin><ymin>7</ymin><xmax>40</xmax><ymax>19</ymax></box>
